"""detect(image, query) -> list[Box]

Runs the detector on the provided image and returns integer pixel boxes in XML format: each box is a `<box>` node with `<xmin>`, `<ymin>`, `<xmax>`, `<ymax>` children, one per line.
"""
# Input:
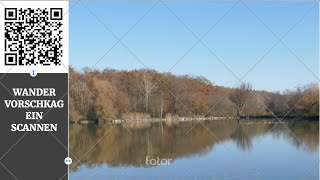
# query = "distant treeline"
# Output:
<box><xmin>69</xmin><ymin>67</ymin><xmax>319</xmax><ymax>121</ymax></box>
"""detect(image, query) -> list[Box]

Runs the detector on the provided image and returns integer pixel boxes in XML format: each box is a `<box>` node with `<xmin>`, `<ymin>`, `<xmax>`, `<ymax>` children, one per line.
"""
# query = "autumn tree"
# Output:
<box><xmin>302</xmin><ymin>83</ymin><xmax>319</xmax><ymax>116</ymax></box>
<box><xmin>69</xmin><ymin>67</ymin><xmax>318</xmax><ymax>121</ymax></box>
<box><xmin>141</xmin><ymin>70</ymin><xmax>158</xmax><ymax>113</ymax></box>
<box><xmin>267</xmin><ymin>92</ymin><xmax>288</xmax><ymax>116</ymax></box>
<box><xmin>69</xmin><ymin>67</ymin><xmax>96</xmax><ymax>120</ymax></box>
<box><xmin>287</xmin><ymin>83</ymin><xmax>319</xmax><ymax>116</ymax></box>
<box><xmin>230</xmin><ymin>82</ymin><xmax>252</xmax><ymax>117</ymax></box>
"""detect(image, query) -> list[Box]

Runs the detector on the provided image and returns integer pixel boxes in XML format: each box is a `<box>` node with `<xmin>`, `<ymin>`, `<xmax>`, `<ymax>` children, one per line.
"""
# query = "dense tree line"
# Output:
<box><xmin>69</xmin><ymin>67</ymin><xmax>319</xmax><ymax>121</ymax></box>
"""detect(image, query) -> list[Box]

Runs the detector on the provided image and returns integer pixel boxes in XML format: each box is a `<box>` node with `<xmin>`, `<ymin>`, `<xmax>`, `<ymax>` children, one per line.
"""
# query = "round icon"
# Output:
<box><xmin>30</xmin><ymin>69</ymin><xmax>37</xmax><ymax>77</ymax></box>
<box><xmin>64</xmin><ymin>157</ymin><xmax>72</xmax><ymax>165</ymax></box>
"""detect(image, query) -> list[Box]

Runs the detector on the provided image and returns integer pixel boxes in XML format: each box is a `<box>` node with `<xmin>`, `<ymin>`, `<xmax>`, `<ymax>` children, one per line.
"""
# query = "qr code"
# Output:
<box><xmin>4</xmin><ymin>8</ymin><xmax>63</xmax><ymax>66</ymax></box>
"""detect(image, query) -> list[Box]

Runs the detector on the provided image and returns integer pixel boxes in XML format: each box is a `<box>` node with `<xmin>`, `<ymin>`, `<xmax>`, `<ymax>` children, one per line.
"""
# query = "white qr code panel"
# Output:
<box><xmin>0</xmin><ymin>1</ymin><xmax>68</xmax><ymax>73</ymax></box>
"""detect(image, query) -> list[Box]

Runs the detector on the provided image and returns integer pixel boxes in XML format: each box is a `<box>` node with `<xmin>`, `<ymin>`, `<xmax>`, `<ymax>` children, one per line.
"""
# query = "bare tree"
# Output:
<box><xmin>141</xmin><ymin>71</ymin><xmax>158</xmax><ymax>113</ymax></box>
<box><xmin>230</xmin><ymin>82</ymin><xmax>252</xmax><ymax>118</ymax></box>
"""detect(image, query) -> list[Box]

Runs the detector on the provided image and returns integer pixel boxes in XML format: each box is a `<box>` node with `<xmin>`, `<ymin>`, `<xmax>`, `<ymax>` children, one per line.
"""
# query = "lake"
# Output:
<box><xmin>69</xmin><ymin>119</ymin><xmax>319</xmax><ymax>180</ymax></box>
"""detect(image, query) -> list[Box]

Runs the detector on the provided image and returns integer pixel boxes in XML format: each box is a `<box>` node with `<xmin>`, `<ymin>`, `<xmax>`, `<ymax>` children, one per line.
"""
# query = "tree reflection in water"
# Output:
<box><xmin>69</xmin><ymin>119</ymin><xmax>318</xmax><ymax>171</ymax></box>
<box><xmin>231</xmin><ymin>122</ymin><xmax>252</xmax><ymax>151</ymax></box>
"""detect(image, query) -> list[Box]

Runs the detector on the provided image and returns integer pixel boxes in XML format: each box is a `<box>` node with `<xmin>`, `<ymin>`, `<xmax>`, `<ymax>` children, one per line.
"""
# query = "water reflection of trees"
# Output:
<box><xmin>70</xmin><ymin>120</ymin><xmax>318</xmax><ymax>171</ymax></box>
<box><xmin>270</xmin><ymin>120</ymin><xmax>319</xmax><ymax>153</ymax></box>
<box><xmin>231</xmin><ymin>122</ymin><xmax>252</xmax><ymax>151</ymax></box>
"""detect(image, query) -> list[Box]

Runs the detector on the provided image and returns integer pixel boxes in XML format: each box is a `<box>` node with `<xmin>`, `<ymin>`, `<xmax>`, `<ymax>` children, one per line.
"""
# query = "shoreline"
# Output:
<box><xmin>70</xmin><ymin>115</ymin><xmax>319</xmax><ymax>124</ymax></box>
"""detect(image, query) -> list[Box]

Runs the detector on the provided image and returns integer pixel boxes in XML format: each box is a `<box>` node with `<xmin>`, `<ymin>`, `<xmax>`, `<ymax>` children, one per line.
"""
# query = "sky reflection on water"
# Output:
<box><xmin>70</xmin><ymin>120</ymin><xmax>319</xmax><ymax>180</ymax></box>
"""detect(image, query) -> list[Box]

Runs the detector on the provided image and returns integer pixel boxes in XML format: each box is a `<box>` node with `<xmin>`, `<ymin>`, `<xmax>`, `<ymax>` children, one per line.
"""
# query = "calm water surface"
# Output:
<box><xmin>69</xmin><ymin>119</ymin><xmax>319</xmax><ymax>180</ymax></box>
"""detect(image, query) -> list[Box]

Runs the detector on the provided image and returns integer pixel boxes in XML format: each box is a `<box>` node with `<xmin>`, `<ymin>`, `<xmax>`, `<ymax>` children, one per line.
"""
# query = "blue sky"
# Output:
<box><xmin>69</xmin><ymin>2</ymin><xmax>318</xmax><ymax>92</ymax></box>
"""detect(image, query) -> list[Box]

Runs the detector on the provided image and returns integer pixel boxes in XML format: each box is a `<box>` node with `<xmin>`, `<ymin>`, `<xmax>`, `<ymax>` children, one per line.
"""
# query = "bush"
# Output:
<box><xmin>122</xmin><ymin>112</ymin><xmax>151</xmax><ymax>120</ymax></box>
<box><xmin>164</xmin><ymin>113</ymin><xmax>179</xmax><ymax>126</ymax></box>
